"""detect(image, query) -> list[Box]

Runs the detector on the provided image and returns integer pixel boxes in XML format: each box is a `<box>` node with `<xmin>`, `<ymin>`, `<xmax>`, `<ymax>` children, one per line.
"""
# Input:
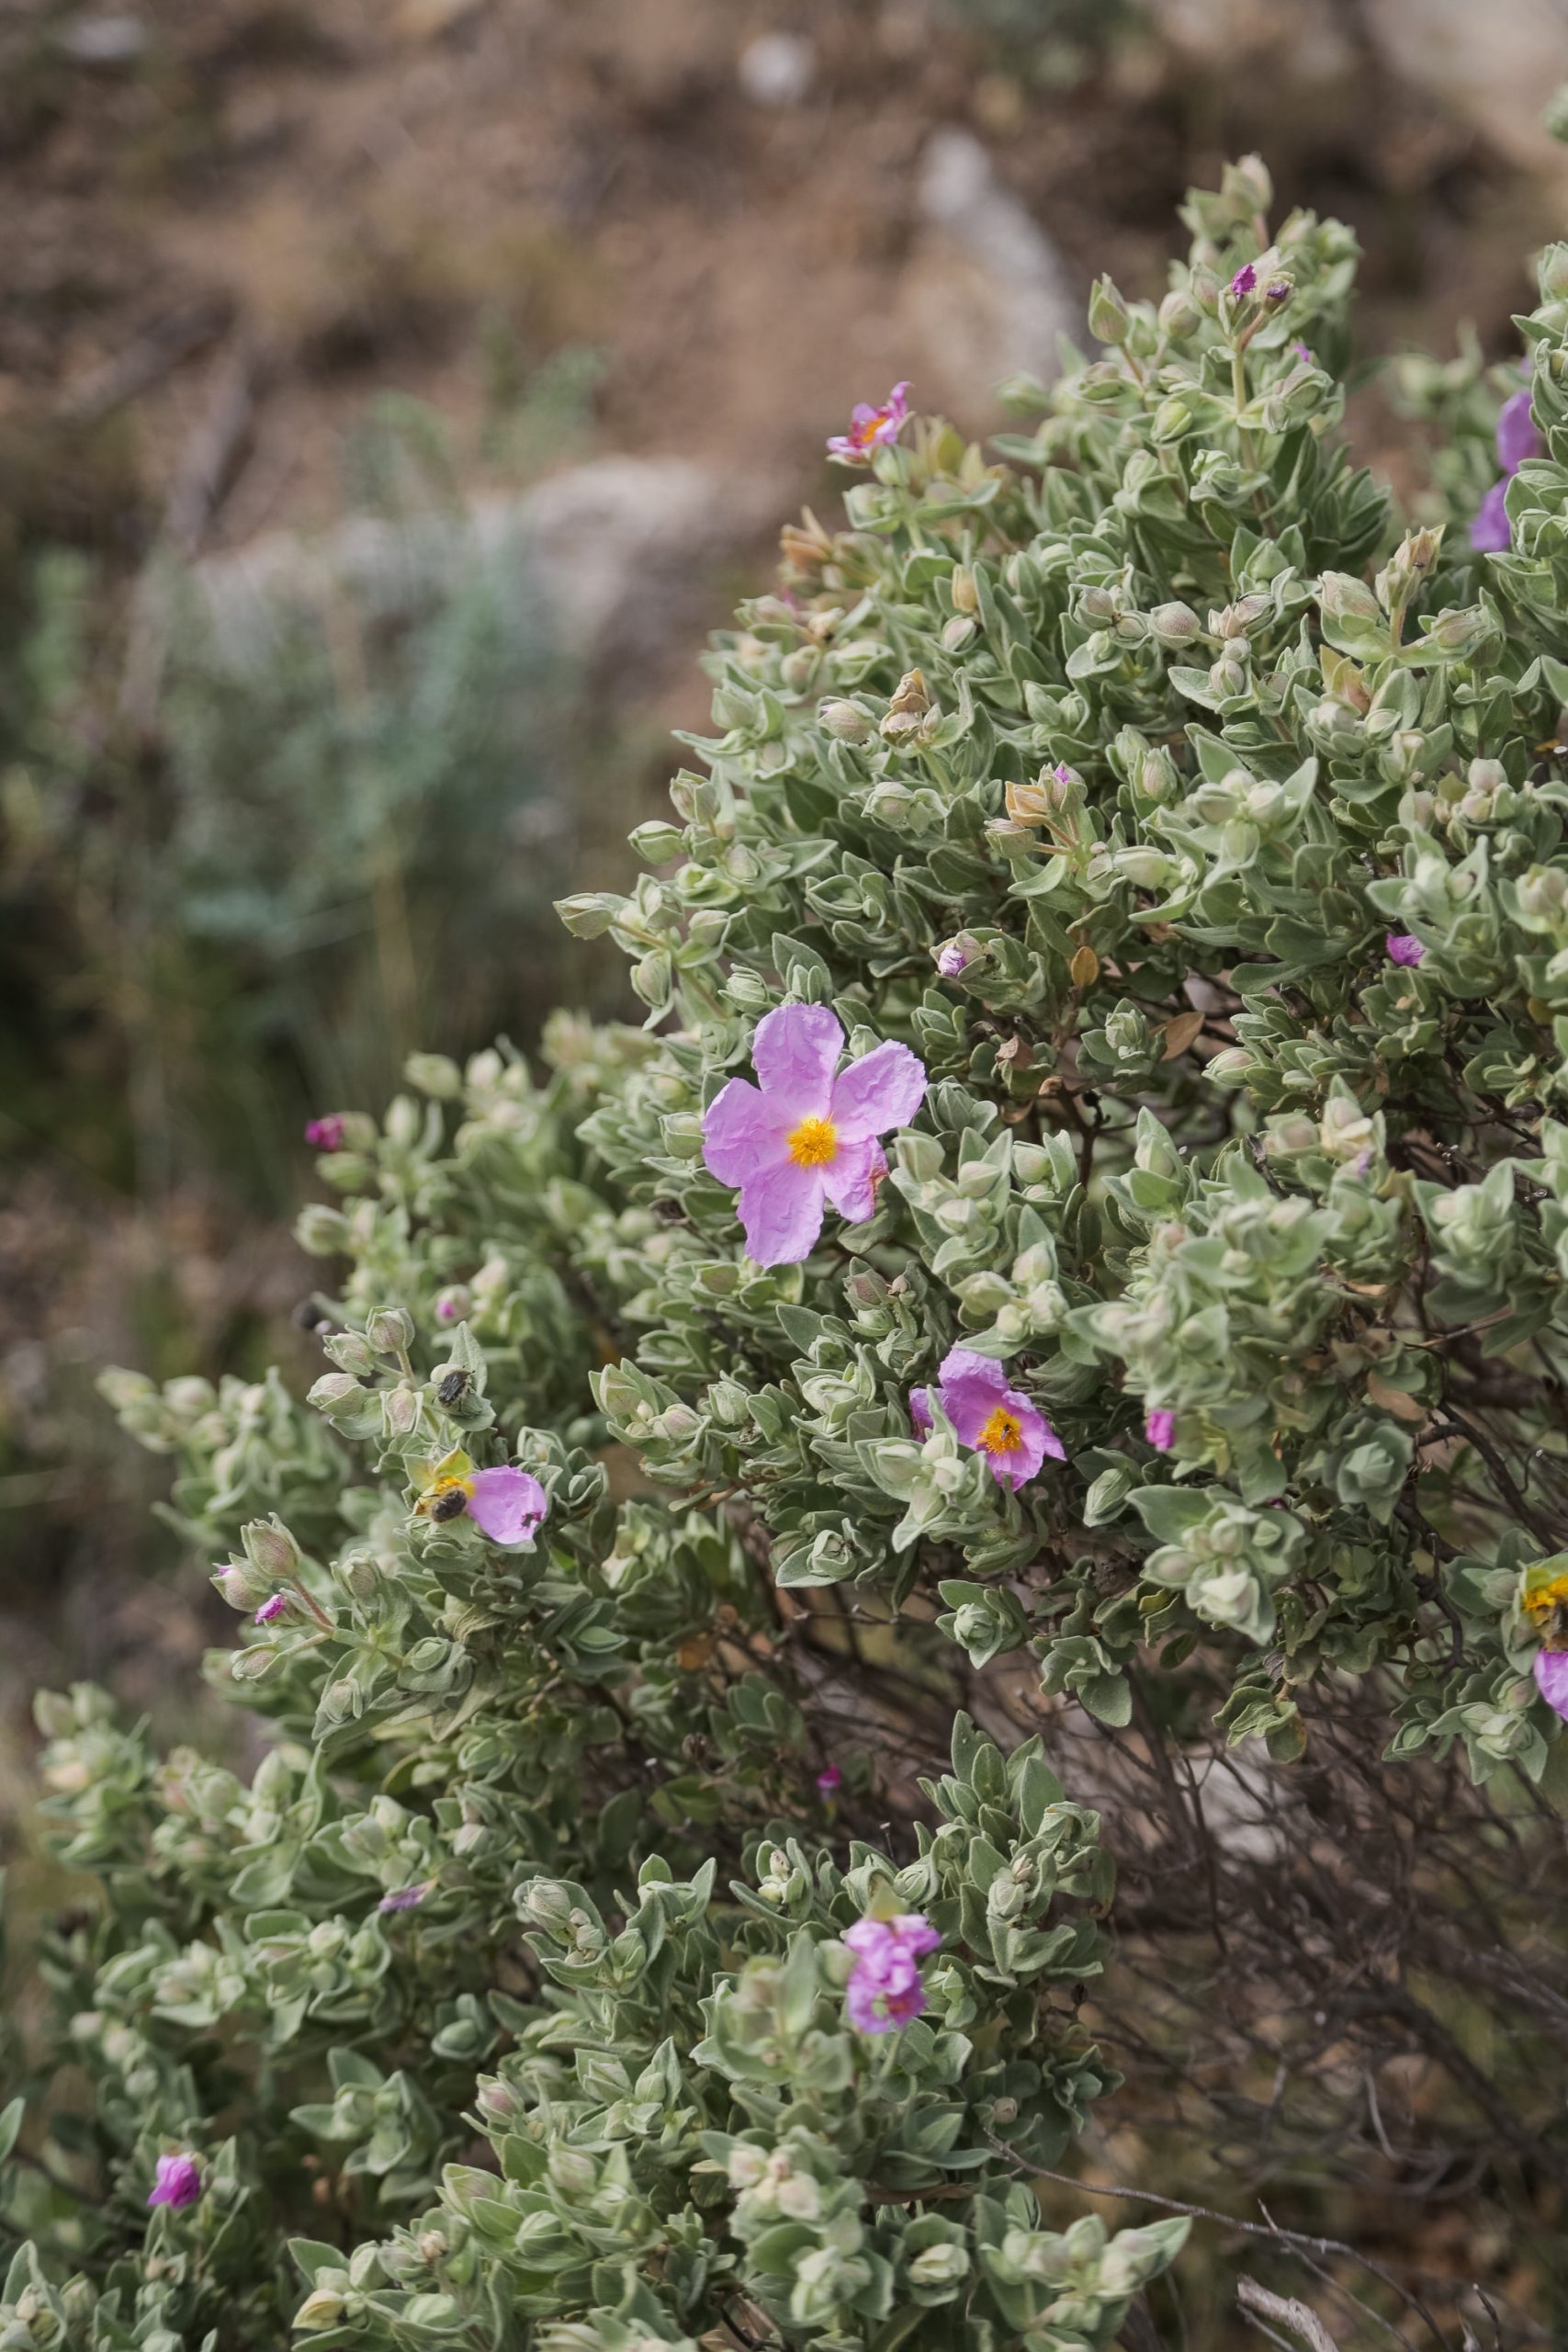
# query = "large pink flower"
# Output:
<box><xmin>827</xmin><ymin>380</ymin><xmax>911</xmax><ymax>464</ymax></box>
<box><xmin>702</xmin><ymin>1004</ymin><xmax>926</xmax><ymax>1265</ymax></box>
<box><xmin>909</xmin><ymin>1346</ymin><xmax>1064</xmax><ymax>1491</ymax></box>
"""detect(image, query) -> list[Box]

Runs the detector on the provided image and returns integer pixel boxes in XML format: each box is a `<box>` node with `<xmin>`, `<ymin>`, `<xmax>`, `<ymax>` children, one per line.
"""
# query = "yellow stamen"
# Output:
<box><xmin>978</xmin><ymin>1406</ymin><xmax>1022</xmax><ymax>1455</ymax></box>
<box><xmin>1523</xmin><ymin>1572</ymin><xmax>1568</xmax><ymax>1625</ymax></box>
<box><xmin>787</xmin><ymin>1114</ymin><xmax>838</xmax><ymax>1169</ymax></box>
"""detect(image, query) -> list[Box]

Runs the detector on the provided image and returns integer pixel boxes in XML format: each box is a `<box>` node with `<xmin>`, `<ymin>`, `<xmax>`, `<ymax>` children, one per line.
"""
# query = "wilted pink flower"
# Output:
<box><xmin>702</xmin><ymin>1003</ymin><xmax>927</xmax><ymax>1265</ymax></box>
<box><xmin>148</xmin><ymin>2153</ymin><xmax>202</xmax><ymax>2210</ymax></box>
<box><xmin>816</xmin><ymin>1762</ymin><xmax>842</xmax><ymax>1796</ymax></box>
<box><xmin>1534</xmin><ymin>1650</ymin><xmax>1568</xmax><ymax>1721</ymax></box>
<box><xmin>909</xmin><ymin>1347</ymin><xmax>1064</xmax><ymax>1491</ymax></box>
<box><xmin>935</xmin><ymin>940</ymin><xmax>971</xmax><ymax>978</ymax></box>
<box><xmin>844</xmin><ymin>1912</ymin><xmax>941</xmax><ymax>2033</ymax></box>
<box><xmin>827</xmin><ymin>380</ymin><xmax>911</xmax><ymax>463</ymax></box>
<box><xmin>378</xmin><ymin>1883</ymin><xmax>431</xmax><ymax>1915</ymax></box>
<box><xmin>305</xmin><ymin>1115</ymin><xmax>346</xmax><ymax>1153</ymax></box>
<box><xmin>1145</xmin><ymin>1408</ymin><xmax>1177</xmax><ymax>1453</ymax></box>
<box><xmin>254</xmin><ymin>1594</ymin><xmax>288</xmax><ymax>1625</ymax></box>
<box><xmin>1386</xmin><ymin>933</ymin><xmax>1426</xmax><ymax>968</ymax></box>
<box><xmin>1229</xmin><ymin>262</ymin><xmax>1258</xmax><ymax>299</ymax></box>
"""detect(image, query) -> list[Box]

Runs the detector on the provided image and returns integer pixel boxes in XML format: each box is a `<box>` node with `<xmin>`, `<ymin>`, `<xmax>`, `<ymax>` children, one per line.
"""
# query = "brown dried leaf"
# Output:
<box><xmin>1161</xmin><ymin>1009</ymin><xmax>1204</xmax><ymax>1060</ymax></box>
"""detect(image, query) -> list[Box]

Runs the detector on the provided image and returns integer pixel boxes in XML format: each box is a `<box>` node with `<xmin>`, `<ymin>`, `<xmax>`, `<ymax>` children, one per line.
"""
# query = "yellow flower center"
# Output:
<box><xmin>1523</xmin><ymin>1572</ymin><xmax>1568</xmax><ymax>1634</ymax></box>
<box><xmin>978</xmin><ymin>1406</ymin><xmax>1022</xmax><ymax>1455</ymax></box>
<box><xmin>787</xmin><ymin>1114</ymin><xmax>839</xmax><ymax>1169</ymax></box>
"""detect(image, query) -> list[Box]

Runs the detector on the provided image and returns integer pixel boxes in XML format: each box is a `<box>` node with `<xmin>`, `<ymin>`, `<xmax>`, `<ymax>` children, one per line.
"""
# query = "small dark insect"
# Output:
<box><xmin>652</xmin><ymin>1197</ymin><xmax>687</xmax><ymax>1224</ymax></box>
<box><xmin>436</xmin><ymin>1370</ymin><xmax>469</xmax><ymax>1408</ymax></box>
<box><xmin>431</xmin><ymin>1487</ymin><xmax>468</xmax><ymax>1523</ymax></box>
<box><xmin>293</xmin><ymin>1299</ymin><xmax>330</xmax><ymax>1331</ymax></box>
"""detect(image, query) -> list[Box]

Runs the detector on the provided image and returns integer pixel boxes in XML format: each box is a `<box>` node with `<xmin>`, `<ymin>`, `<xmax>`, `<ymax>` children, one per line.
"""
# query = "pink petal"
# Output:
<box><xmin>737</xmin><ymin>1159</ymin><xmax>828</xmax><ymax>1264</ymax></box>
<box><xmin>466</xmin><ymin>1466</ymin><xmax>548</xmax><ymax>1547</ymax></box>
<box><xmin>751</xmin><ymin>1003</ymin><xmax>843</xmax><ymax>1117</ymax></box>
<box><xmin>703</xmin><ymin>1076</ymin><xmax>789</xmax><ymax>1186</ymax></box>
<box><xmin>909</xmin><ymin>1387</ymin><xmax>932</xmax><ymax>1437</ymax></box>
<box><xmin>1470</xmin><ymin>479</ymin><xmax>1511</xmax><ymax>554</ymax></box>
<box><xmin>829</xmin><ymin>1040</ymin><xmax>928</xmax><ymax>1143</ymax></box>
<box><xmin>821</xmin><ymin>1136</ymin><xmax>886</xmax><ymax>1223</ymax></box>
<box><xmin>889</xmin><ymin>1913</ymin><xmax>941</xmax><ymax>1956</ymax></box>
<box><xmin>937</xmin><ymin>1348</ymin><xmax>1009</xmax><ymax>1403</ymax></box>
<box><xmin>1496</xmin><ymin>387</ymin><xmax>1542</xmax><ymax>474</ymax></box>
<box><xmin>844</xmin><ymin>1918</ymin><xmax>893</xmax><ymax>1958</ymax></box>
<box><xmin>1533</xmin><ymin>1650</ymin><xmax>1568</xmax><ymax>1722</ymax></box>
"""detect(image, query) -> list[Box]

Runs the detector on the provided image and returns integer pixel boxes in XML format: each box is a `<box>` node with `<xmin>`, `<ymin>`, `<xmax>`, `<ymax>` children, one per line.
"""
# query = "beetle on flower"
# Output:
<box><xmin>414</xmin><ymin>1449</ymin><xmax>548</xmax><ymax>1547</ymax></box>
<box><xmin>702</xmin><ymin>1003</ymin><xmax>926</xmax><ymax>1266</ymax></box>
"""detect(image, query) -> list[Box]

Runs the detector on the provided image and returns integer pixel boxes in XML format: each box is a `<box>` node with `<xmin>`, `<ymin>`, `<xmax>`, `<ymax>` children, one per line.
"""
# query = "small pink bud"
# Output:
<box><xmin>1385</xmin><ymin>933</ymin><xmax>1425</xmax><ymax>967</ymax></box>
<box><xmin>305</xmin><ymin>1115</ymin><xmax>346</xmax><ymax>1153</ymax></box>
<box><xmin>254</xmin><ymin>1594</ymin><xmax>288</xmax><ymax>1624</ymax></box>
<box><xmin>1229</xmin><ymin>262</ymin><xmax>1258</xmax><ymax>299</ymax></box>
<box><xmin>816</xmin><ymin>1763</ymin><xmax>842</xmax><ymax>1796</ymax></box>
<box><xmin>148</xmin><ymin>2153</ymin><xmax>202</xmax><ymax>2210</ymax></box>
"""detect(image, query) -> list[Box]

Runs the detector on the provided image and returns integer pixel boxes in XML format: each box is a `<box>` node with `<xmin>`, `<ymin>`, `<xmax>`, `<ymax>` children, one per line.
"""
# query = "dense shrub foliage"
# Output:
<box><xmin>4</xmin><ymin>160</ymin><xmax>1567</xmax><ymax>2348</ymax></box>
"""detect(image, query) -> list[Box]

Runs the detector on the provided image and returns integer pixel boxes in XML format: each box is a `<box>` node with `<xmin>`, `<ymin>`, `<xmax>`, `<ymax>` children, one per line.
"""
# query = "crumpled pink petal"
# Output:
<box><xmin>702</xmin><ymin>1077</ymin><xmax>788</xmax><ymax>1187</ymax></box>
<box><xmin>737</xmin><ymin>1158</ymin><xmax>828</xmax><ymax>1264</ymax></box>
<box><xmin>909</xmin><ymin>1387</ymin><xmax>932</xmax><ymax>1437</ymax></box>
<box><xmin>750</xmin><ymin>1002</ymin><xmax>843</xmax><ymax>1119</ymax></box>
<box><xmin>821</xmin><ymin>1136</ymin><xmax>886</xmax><ymax>1222</ymax></box>
<box><xmin>1533</xmin><ymin>1649</ymin><xmax>1568</xmax><ymax>1722</ymax></box>
<box><xmin>466</xmin><ymin>1465</ymin><xmax>548</xmax><ymax>1547</ymax></box>
<box><xmin>829</xmin><ymin>1039</ymin><xmax>928</xmax><ymax>1142</ymax></box>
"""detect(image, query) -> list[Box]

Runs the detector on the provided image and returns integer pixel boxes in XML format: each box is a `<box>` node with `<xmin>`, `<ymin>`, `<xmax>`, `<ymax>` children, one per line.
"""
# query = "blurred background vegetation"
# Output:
<box><xmin>1</xmin><ymin>0</ymin><xmax>1566</xmax><ymax>2325</ymax></box>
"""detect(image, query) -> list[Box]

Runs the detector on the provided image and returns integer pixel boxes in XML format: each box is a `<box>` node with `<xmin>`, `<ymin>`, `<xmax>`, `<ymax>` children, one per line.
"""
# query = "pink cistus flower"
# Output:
<box><xmin>1385</xmin><ymin>933</ymin><xmax>1426</xmax><ymax>968</ymax></box>
<box><xmin>378</xmin><ymin>1883</ymin><xmax>431</xmax><ymax>1915</ymax></box>
<box><xmin>908</xmin><ymin>1347</ymin><xmax>1065</xmax><ymax>1491</ymax></box>
<box><xmin>827</xmin><ymin>380</ymin><xmax>911</xmax><ymax>464</ymax></box>
<box><xmin>816</xmin><ymin>1762</ymin><xmax>842</xmax><ymax>1796</ymax></box>
<box><xmin>305</xmin><ymin>1114</ymin><xmax>346</xmax><ymax>1153</ymax></box>
<box><xmin>254</xmin><ymin>1594</ymin><xmax>288</xmax><ymax>1625</ymax></box>
<box><xmin>148</xmin><ymin>2153</ymin><xmax>202</xmax><ymax>2211</ymax></box>
<box><xmin>1229</xmin><ymin>262</ymin><xmax>1258</xmax><ymax>299</ymax></box>
<box><xmin>417</xmin><ymin>1453</ymin><xmax>549</xmax><ymax>1547</ymax></box>
<box><xmin>1472</xmin><ymin>385</ymin><xmax>1543</xmax><ymax>553</ymax></box>
<box><xmin>702</xmin><ymin>1003</ymin><xmax>927</xmax><ymax>1266</ymax></box>
<box><xmin>1145</xmin><ymin>1408</ymin><xmax>1177</xmax><ymax>1453</ymax></box>
<box><xmin>843</xmin><ymin>1912</ymin><xmax>941</xmax><ymax>2033</ymax></box>
<box><xmin>1534</xmin><ymin>1651</ymin><xmax>1568</xmax><ymax>1722</ymax></box>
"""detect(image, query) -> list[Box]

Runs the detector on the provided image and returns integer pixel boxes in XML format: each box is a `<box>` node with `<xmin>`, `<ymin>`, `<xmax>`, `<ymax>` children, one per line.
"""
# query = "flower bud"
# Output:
<box><xmin>213</xmin><ymin>1558</ymin><xmax>271</xmax><ymax>1611</ymax></box>
<box><xmin>309</xmin><ymin>1372</ymin><xmax>369</xmax><ymax>1421</ymax></box>
<box><xmin>241</xmin><ymin>1516</ymin><xmax>301</xmax><ymax>1580</ymax></box>
<box><xmin>820</xmin><ymin>699</ymin><xmax>872</xmax><ymax>742</ymax></box>
<box><xmin>1088</xmin><ymin>273</ymin><xmax>1131</xmax><ymax>346</ymax></box>
<box><xmin>322</xmin><ymin>1330</ymin><xmax>377</xmax><ymax>1376</ymax></box>
<box><xmin>403</xmin><ymin>1052</ymin><xmax>462</xmax><ymax>1100</ymax></box>
<box><xmin>296</xmin><ymin>1204</ymin><xmax>351</xmax><ymax>1257</ymax></box>
<box><xmin>1150</xmin><ymin>601</ymin><xmax>1201</xmax><ymax>650</ymax></box>
<box><xmin>365</xmin><ymin>1306</ymin><xmax>415</xmax><ymax>1358</ymax></box>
